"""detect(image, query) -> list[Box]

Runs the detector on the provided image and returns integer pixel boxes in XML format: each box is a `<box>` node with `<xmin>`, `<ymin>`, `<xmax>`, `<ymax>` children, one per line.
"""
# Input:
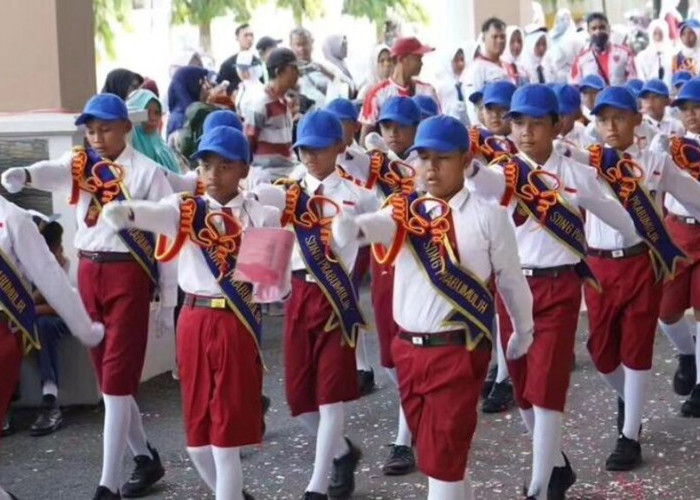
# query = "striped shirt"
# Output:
<box><xmin>359</xmin><ymin>78</ymin><xmax>439</xmax><ymax>126</ymax></box>
<box><xmin>244</xmin><ymin>86</ymin><xmax>295</xmax><ymax>169</ymax></box>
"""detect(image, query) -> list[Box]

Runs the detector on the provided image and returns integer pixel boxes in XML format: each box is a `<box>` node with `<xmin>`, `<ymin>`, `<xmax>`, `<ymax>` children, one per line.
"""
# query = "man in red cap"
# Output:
<box><xmin>359</xmin><ymin>36</ymin><xmax>439</xmax><ymax>144</ymax></box>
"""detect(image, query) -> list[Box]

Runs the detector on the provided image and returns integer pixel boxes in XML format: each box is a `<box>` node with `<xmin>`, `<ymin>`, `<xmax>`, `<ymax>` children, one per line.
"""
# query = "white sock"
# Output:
<box><xmin>297</xmin><ymin>411</ymin><xmax>320</xmax><ymax>435</ymax></box>
<box><xmin>427</xmin><ymin>477</ymin><xmax>465</xmax><ymax>500</ymax></box>
<box><xmin>659</xmin><ymin>317</ymin><xmax>695</xmax><ymax>355</ymax></box>
<box><xmin>127</xmin><ymin>397</ymin><xmax>152</xmax><ymax>458</ymax></box>
<box><xmin>100</xmin><ymin>394</ymin><xmax>132</xmax><ymax>492</ymax></box>
<box><xmin>519</xmin><ymin>407</ymin><xmax>535</xmax><ymax>435</ymax></box>
<box><xmin>212</xmin><ymin>446</ymin><xmax>244</xmax><ymax>500</ymax></box>
<box><xmin>599</xmin><ymin>365</ymin><xmax>625</xmax><ymax>400</ymax></box>
<box><xmin>622</xmin><ymin>366</ymin><xmax>649</xmax><ymax>440</ymax></box>
<box><xmin>0</xmin><ymin>485</ymin><xmax>11</xmax><ymax>500</ymax></box>
<box><xmin>187</xmin><ymin>445</ymin><xmax>216</xmax><ymax>492</ymax></box>
<box><xmin>395</xmin><ymin>405</ymin><xmax>412</xmax><ymax>447</ymax></box>
<box><xmin>306</xmin><ymin>403</ymin><xmax>344</xmax><ymax>494</ymax></box>
<box><xmin>385</xmin><ymin>367</ymin><xmax>399</xmax><ymax>387</ymax></box>
<box><xmin>42</xmin><ymin>381</ymin><xmax>58</xmax><ymax>398</ymax></box>
<box><xmin>464</xmin><ymin>469</ymin><xmax>474</xmax><ymax>500</ymax></box>
<box><xmin>495</xmin><ymin>327</ymin><xmax>509</xmax><ymax>383</ymax></box>
<box><xmin>354</xmin><ymin>331</ymin><xmax>371</xmax><ymax>372</ymax></box>
<box><xmin>528</xmin><ymin>406</ymin><xmax>563</xmax><ymax>499</ymax></box>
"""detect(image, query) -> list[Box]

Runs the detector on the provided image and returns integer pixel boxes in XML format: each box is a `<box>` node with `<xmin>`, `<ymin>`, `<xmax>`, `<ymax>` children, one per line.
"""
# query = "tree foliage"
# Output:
<box><xmin>274</xmin><ymin>0</ymin><xmax>325</xmax><ymax>26</ymax></box>
<box><xmin>93</xmin><ymin>0</ymin><xmax>132</xmax><ymax>60</ymax></box>
<box><xmin>342</xmin><ymin>0</ymin><xmax>428</xmax><ymax>35</ymax></box>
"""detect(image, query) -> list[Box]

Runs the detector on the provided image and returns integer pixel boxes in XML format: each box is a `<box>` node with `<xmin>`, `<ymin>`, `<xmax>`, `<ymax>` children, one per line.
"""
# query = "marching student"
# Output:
<box><xmin>579</xmin><ymin>74</ymin><xmax>606</xmax><ymax>126</ymax></box>
<box><xmin>671</xmin><ymin>20</ymin><xmax>700</xmax><ymax>76</ymax></box>
<box><xmin>413</xmin><ymin>94</ymin><xmax>440</xmax><ymax>120</ymax></box>
<box><xmin>552</xmin><ymin>83</ymin><xmax>594</xmax><ymax>150</ymax></box>
<box><xmin>258</xmin><ymin>110</ymin><xmax>377</xmax><ymax>499</ymax></box>
<box><xmin>102</xmin><ymin>126</ymin><xmax>274</xmax><ymax>500</ymax></box>
<box><xmin>1</xmin><ymin>93</ymin><xmax>177</xmax><ymax>500</ymax></box>
<box><xmin>467</xmin><ymin>84</ymin><xmax>639</xmax><ymax>499</ymax></box>
<box><xmin>332</xmin><ymin>115</ymin><xmax>535</xmax><ymax>500</ymax></box>
<box><xmin>656</xmin><ymin>78</ymin><xmax>700</xmax><ymax>417</ymax></box>
<box><xmin>0</xmin><ymin>195</ymin><xmax>104</xmax><ymax>500</ymax></box>
<box><xmin>639</xmin><ymin>79</ymin><xmax>685</xmax><ymax>137</ymax></box>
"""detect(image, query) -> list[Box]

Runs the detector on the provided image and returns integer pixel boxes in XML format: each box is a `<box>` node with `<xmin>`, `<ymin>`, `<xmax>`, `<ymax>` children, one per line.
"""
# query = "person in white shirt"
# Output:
<box><xmin>102</xmin><ymin>126</ymin><xmax>278</xmax><ymax>500</ymax></box>
<box><xmin>502</xmin><ymin>26</ymin><xmax>529</xmax><ymax>86</ymax></box>
<box><xmin>522</xmin><ymin>28</ymin><xmax>551</xmax><ymax>84</ymax></box>
<box><xmin>233</xmin><ymin>51</ymin><xmax>265</xmax><ymax>119</ymax></box>
<box><xmin>467</xmin><ymin>84</ymin><xmax>638</xmax><ymax>500</ymax></box>
<box><xmin>464</xmin><ymin>17</ymin><xmax>509</xmax><ymax>125</ymax></box>
<box><xmin>544</xmin><ymin>8</ymin><xmax>584</xmax><ymax>83</ymax></box>
<box><xmin>1</xmin><ymin>94</ymin><xmax>176</xmax><ymax>500</ymax></box>
<box><xmin>639</xmin><ymin>79</ymin><xmax>685</xmax><ymax>137</ymax></box>
<box><xmin>636</xmin><ymin>19</ymin><xmax>673</xmax><ymax>86</ymax></box>
<box><xmin>332</xmin><ymin>115</ymin><xmax>534</xmax><ymax>500</ymax></box>
<box><xmin>552</xmin><ymin>83</ymin><xmax>594</xmax><ymax>150</ymax></box>
<box><xmin>0</xmin><ymin>196</ymin><xmax>104</xmax><ymax>500</ymax></box>
<box><xmin>435</xmin><ymin>42</ymin><xmax>471</xmax><ymax>126</ymax></box>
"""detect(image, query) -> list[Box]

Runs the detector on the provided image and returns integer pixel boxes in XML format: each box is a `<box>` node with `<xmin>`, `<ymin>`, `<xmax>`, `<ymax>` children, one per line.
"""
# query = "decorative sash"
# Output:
<box><xmin>673</xmin><ymin>51</ymin><xmax>698</xmax><ymax>75</ymax></box>
<box><xmin>396</xmin><ymin>194</ymin><xmax>494</xmax><ymax>350</ymax></box>
<box><xmin>588</xmin><ymin>145</ymin><xmax>686</xmax><ymax>277</ymax></box>
<box><xmin>502</xmin><ymin>153</ymin><xmax>600</xmax><ymax>288</ymax></box>
<box><xmin>277</xmin><ymin>179</ymin><xmax>366</xmax><ymax>347</ymax></box>
<box><xmin>70</xmin><ymin>147</ymin><xmax>159</xmax><ymax>285</ymax></box>
<box><xmin>337</xmin><ymin>150</ymin><xmax>416</xmax><ymax>198</ymax></box>
<box><xmin>155</xmin><ymin>195</ymin><xmax>263</xmax><ymax>347</ymax></box>
<box><xmin>0</xmin><ymin>247</ymin><xmax>40</xmax><ymax>354</ymax></box>
<box><xmin>669</xmin><ymin>136</ymin><xmax>700</xmax><ymax>181</ymax></box>
<box><xmin>469</xmin><ymin>127</ymin><xmax>516</xmax><ymax>165</ymax></box>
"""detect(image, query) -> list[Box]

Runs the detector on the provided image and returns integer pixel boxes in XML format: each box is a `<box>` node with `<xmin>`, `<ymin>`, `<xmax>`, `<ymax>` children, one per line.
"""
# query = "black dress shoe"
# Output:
<box><xmin>262</xmin><ymin>394</ymin><xmax>271</xmax><ymax>415</ymax></box>
<box><xmin>328</xmin><ymin>438</ymin><xmax>361</xmax><ymax>499</ymax></box>
<box><xmin>121</xmin><ymin>443</ymin><xmax>165</xmax><ymax>498</ymax></box>
<box><xmin>29</xmin><ymin>406</ymin><xmax>63</xmax><ymax>437</ymax></box>
<box><xmin>605</xmin><ymin>435</ymin><xmax>642</xmax><ymax>471</ymax></box>
<box><xmin>93</xmin><ymin>486</ymin><xmax>121</xmax><ymax>499</ymax></box>
<box><xmin>482</xmin><ymin>380</ymin><xmax>514</xmax><ymax>413</ymax></box>
<box><xmin>243</xmin><ymin>490</ymin><xmax>255</xmax><ymax>500</ymax></box>
<box><xmin>548</xmin><ymin>452</ymin><xmax>576</xmax><ymax>500</ymax></box>
<box><xmin>303</xmin><ymin>492</ymin><xmax>328</xmax><ymax>499</ymax></box>
<box><xmin>8</xmin><ymin>492</ymin><xmax>19</xmax><ymax>500</ymax></box>
<box><xmin>482</xmin><ymin>365</ymin><xmax>498</xmax><ymax>398</ymax></box>
<box><xmin>2</xmin><ymin>413</ymin><xmax>14</xmax><ymax>437</ymax></box>
<box><xmin>357</xmin><ymin>369</ymin><xmax>376</xmax><ymax>396</ymax></box>
<box><xmin>673</xmin><ymin>354</ymin><xmax>696</xmax><ymax>396</ymax></box>
<box><xmin>681</xmin><ymin>384</ymin><xmax>700</xmax><ymax>417</ymax></box>
<box><xmin>616</xmin><ymin>398</ymin><xmax>642</xmax><ymax>438</ymax></box>
<box><xmin>382</xmin><ymin>444</ymin><xmax>415</xmax><ymax>475</ymax></box>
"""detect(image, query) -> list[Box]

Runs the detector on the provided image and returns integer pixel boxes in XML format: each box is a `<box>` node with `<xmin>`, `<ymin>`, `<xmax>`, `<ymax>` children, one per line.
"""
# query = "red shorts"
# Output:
<box><xmin>660</xmin><ymin>216</ymin><xmax>700</xmax><ymax>319</ymax></box>
<box><xmin>392</xmin><ymin>333</ymin><xmax>490</xmax><ymax>482</ymax></box>
<box><xmin>498</xmin><ymin>271</ymin><xmax>581</xmax><ymax>412</ymax></box>
<box><xmin>284</xmin><ymin>276</ymin><xmax>360</xmax><ymax>416</ymax></box>
<box><xmin>79</xmin><ymin>258</ymin><xmax>153</xmax><ymax>396</ymax></box>
<box><xmin>177</xmin><ymin>305</ymin><xmax>263</xmax><ymax>447</ymax></box>
<box><xmin>585</xmin><ymin>252</ymin><xmax>661</xmax><ymax>374</ymax></box>
<box><xmin>371</xmin><ymin>259</ymin><xmax>400</xmax><ymax>368</ymax></box>
<box><xmin>0</xmin><ymin>323</ymin><xmax>22</xmax><ymax>453</ymax></box>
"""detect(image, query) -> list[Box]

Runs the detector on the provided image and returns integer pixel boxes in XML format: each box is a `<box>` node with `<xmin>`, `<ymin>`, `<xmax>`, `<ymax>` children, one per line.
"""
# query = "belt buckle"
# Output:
<box><xmin>612</xmin><ymin>249</ymin><xmax>624</xmax><ymax>258</ymax></box>
<box><xmin>305</xmin><ymin>273</ymin><xmax>316</xmax><ymax>283</ymax></box>
<box><xmin>685</xmin><ymin>217</ymin><xmax>696</xmax><ymax>225</ymax></box>
<box><xmin>522</xmin><ymin>268</ymin><xmax>534</xmax><ymax>277</ymax></box>
<box><xmin>411</xmin><ymin>335</ymin><xmax>424</xmax><ymax>346</ymax></box>
<box><xmin>210</xmin><ymin>298</ymin><xmax>227</xmax><ymax>309</ymax></box>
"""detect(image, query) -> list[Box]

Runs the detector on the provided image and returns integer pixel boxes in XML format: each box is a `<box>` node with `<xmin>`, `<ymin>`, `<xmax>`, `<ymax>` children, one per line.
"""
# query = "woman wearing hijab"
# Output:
<box><xmin>637</xmin><ymin>20</ymin><xmax>673</xmax><ymax>86</ymax></box>
<box><xmin>126</xmin><ymin>89</ymin><xmax>182</xmax><ymax>174</ymax></box>
<box><xmin>672</xmin><ymin>20</ymin><xmax>700</xmax><ymax>76</ymax></box>
<box><xmin>436</xmin><ymin>42</ymin><xmax>473</xmax><ymax>126</ymax></box>
<box><xmin>165</xmin><ymin>66</ymin><xmax>211</xmax><ymax>139</ymax></box>
<box><xmin>357</xmin><ymin>44</ymin><xmax>393</xmax><ymax>102</ymax></box>
<box><xmin>502</xmin><ymin>26</ymin><xmax>529</xmax><ymax>85</ymax></box>
<box><xmin>101</xmin><ymin>68</ymin><xmax>144</xmax><ymax>100</ymax></box>
<box><xmin>543</xmin><ymin>8</ymin><xmax>583</xmax><ymax>83</ymax></box>
<box><xmin>323</xmin><ymin>34</ymin><xmax>357</xmax><ymax>100</ymax></box>
<box><xmin>522</xmin><ymin>29</ymin><xmax>552</xmax><ymax>84</ymax></box>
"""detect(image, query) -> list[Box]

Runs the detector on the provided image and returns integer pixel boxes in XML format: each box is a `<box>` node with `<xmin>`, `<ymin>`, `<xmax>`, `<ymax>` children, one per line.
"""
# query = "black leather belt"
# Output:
<box><xmin>399</xmin><ymin>330</ymin><xmax>466</xmax><ymax>347</ymax></box>
<box><xmin>292</xmin><ymin>270</ymin><xmax>316</xmax><ymax>283</ymax></box>
<box><xmin>183</xmin><ymin>294</ymin><xmax>231</xmax><ymax>311</ymax></box>
<box><xmin>521</xmin><ymin>264</ymin><xmax>575</xmax><ymax>278</ymax></box>
<box><xmin>669</xmin><ymin>214</ymin><xmax>699</xmax><ymax>225</ymax></box>
<box><xmin>79</xmin><ymin>251</ymin><xmax>134</xmax><ymax>263</ymax></box>
<box><xmin>587</xmin><ymin>242</ymin><xmax>648</xmax><ymax>259</ymax></box>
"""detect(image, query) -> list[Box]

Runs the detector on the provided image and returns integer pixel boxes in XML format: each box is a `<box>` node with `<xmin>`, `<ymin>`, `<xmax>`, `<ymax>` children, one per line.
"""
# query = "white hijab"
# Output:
<box><xmin>502</xmin><ymin>26</ymin><xmax>525</xmax><ymax>65</ymax></box>
<box><xmin>646</xmin><ymin>19</ymin><xmax>672</xmax><ymax>54</ymax></box>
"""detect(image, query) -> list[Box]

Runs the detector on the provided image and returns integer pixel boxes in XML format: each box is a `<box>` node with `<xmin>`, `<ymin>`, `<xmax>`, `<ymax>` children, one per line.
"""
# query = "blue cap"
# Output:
<box><xmin>192</xmin><ymin>126</ymin><xmax>250</xmax><ymax>164</ymax></box>
<box><xmin>591</xmin><ymin>86</ymin><xmax>638</xmax><ymax>115</ymax></box>
<box><xmin>579</xmin><ymin>74</ymin><xmax>606</xmax><ymax>92</ymax></box>
<box><xmin>624</xmin><ymin>78</ymin><xmax>644</xmax><ymax>98</ymax></box>
<box><xmin>325</xmin><ymin>98</ymin><xmax>359</xmax><ymax>122</ymax></box>
<box><xmin>378</xmin><ymin>96</ymin><xmax>421</xmax><ymax>126</ymax></box>
<box><xmin>552</xmin><ymin>84</ymin><xmax>582</xmax><ymax>116</ymax></box>
<box><xmin>413</xmin><ymin>95</ymin><xmax>439</xmax><ymax>119</ymax></box>
<box><xmin>672</xmin><ymin>78</ymin><xmax>700</xmax><ymax>107</ymax></box>
<box><xmin>673</xmin><ymin>71</ymin><xmax>693</xmax><ymax>89</ymax></box>
<box><xmin>407</xmin><ymin>115</ymin><xmax>470</xmax><ymax>154</ymax></box>
<box><xmin>75</xmin><ymin>93</ymin><xmax>129</xmax><ymax>125</ymax></box>
<box><xmin>482</xmin><ymin>81</ymin><xmax>517</xmax><ymax>110</ymax></box>
<box><xmin>638</xmin><ymin>79</ymin><xmax>670</xmax><ymax>99</ymax></box>
<box><xmin>202</xmin><ymin>110</ymin><xmax>243</xmax><ymax>133</ymax></box>
<box><xmin>681</xmin><ymin>19</ymin><xmax>700</xmax><ymax>33</ymax></box>
<box><xmin>468</xmin><ymin>90</ymin><xmax>483</xmax><ymax>105</ymax></box>
<box><xmin>507</xmin><ymin>84</ymin><xmax>559</xmax><ymax>118</ymax></box>
<box><xmin>293</xmin><ymin>110</ymin><xmax>343</xmax><ymax>149</ymax></box>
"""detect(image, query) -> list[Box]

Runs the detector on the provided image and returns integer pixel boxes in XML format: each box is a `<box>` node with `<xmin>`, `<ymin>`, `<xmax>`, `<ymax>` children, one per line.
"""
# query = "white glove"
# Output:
<box><xmin>364</xmin><ymin>132</ymin><xmax>389</xmax><ymax>153</ymax></box>
<box><xmin>506</xmin><ymin>330</ymin><xmax>533</xmax><ymax>360</ymax></box>
<box><xmin>75</xmin><ymin>322</ymin><xmax>105</xmax><ymax>348</ymax></box>
<box><xmin>1</xmin><ymin>168</ymin><xmax>27</xmax><ymax>194</ymax></box>
<box><xmin>155</xmin><ymin>305</ymin><xmax>175</xmax><ymax>339</ymax></box>
<box><xmin>553</xmin><ymin>139</ymin><xmax>572</xmax><ymax>158</ymax></box>
<box><xmin>650</xmin><ymin>133</ymin><xmax>670</xmax><ymax>155</ymax></box>
<box><xmin>332</xmin><ymin>212</ymin><xmax>360</xmax><ymax>248</ymax></box>
<box><xmin>101</xmin><ymin>201</ymin><xmax>133</xmax><ymax>231</ymax></box>
<box><xmin>253</xmin><ymin>184</ymin><xmax>287</xmax><ymax>211</ymax></box>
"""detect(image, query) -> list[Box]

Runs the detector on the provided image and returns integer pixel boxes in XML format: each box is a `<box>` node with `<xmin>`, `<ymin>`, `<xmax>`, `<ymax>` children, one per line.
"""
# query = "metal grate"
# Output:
<box><xmin>0</xmin><ymin>139</ymin><xmax>53</xmax><ymax>215</ymax></box>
